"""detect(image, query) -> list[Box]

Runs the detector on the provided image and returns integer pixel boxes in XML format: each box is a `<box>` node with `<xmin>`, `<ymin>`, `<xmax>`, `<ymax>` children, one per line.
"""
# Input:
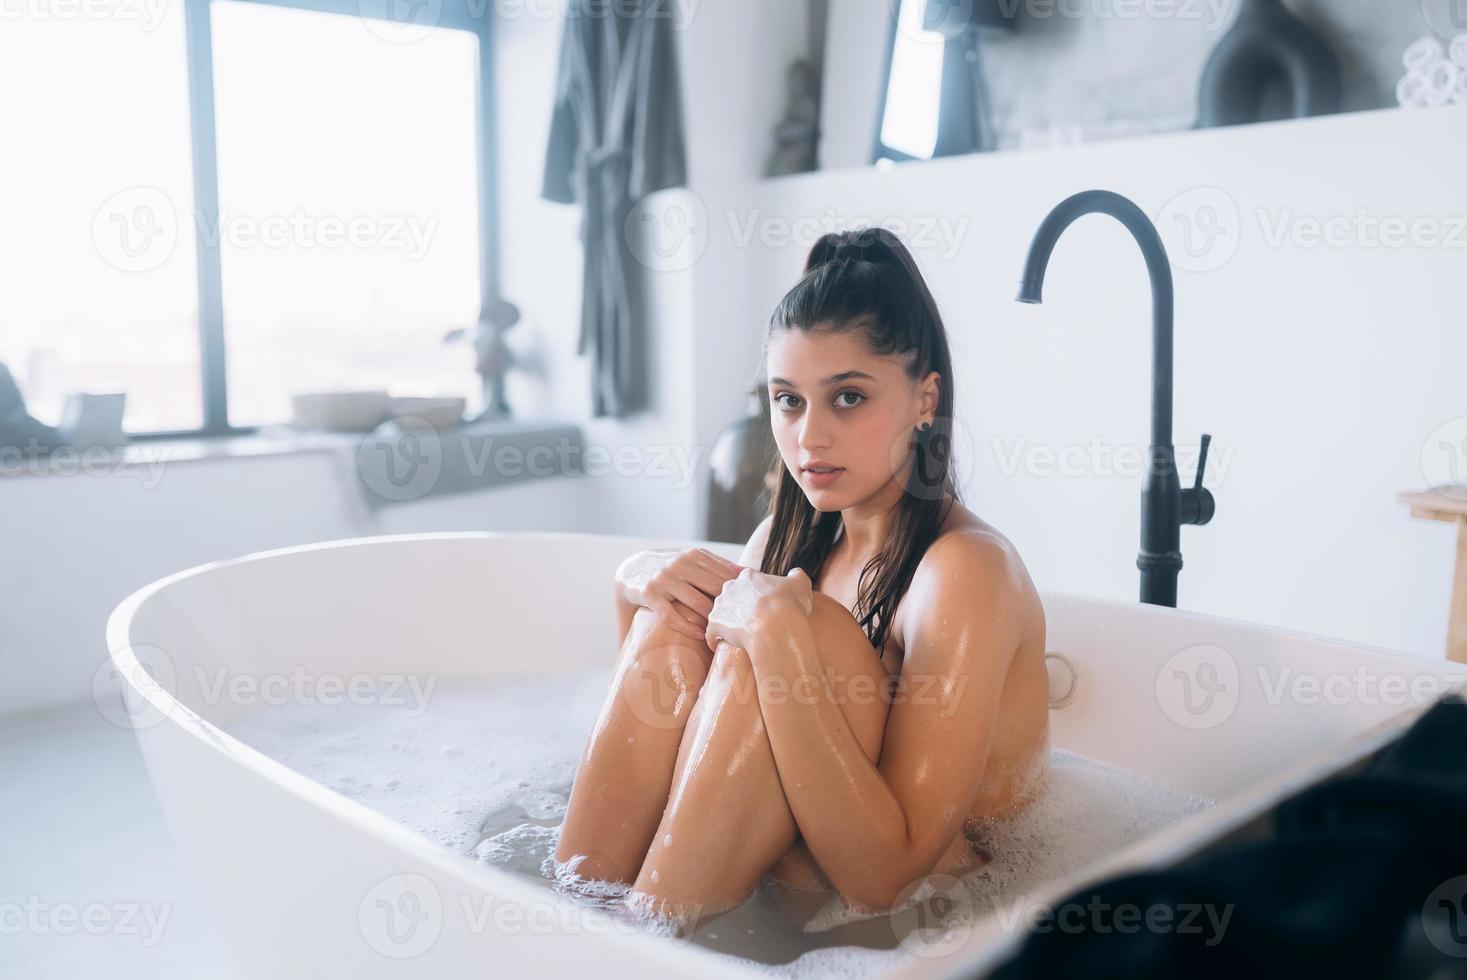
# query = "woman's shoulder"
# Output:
<box><xmin>914</xmin><ymin>504</ymin><xmax>1027</xmax><ymax>592</ymax></box>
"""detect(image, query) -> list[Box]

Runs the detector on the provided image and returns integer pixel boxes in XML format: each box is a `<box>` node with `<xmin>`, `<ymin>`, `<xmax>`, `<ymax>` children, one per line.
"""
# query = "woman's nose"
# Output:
<box><xmin>796</xmin><ymin>409</ymin><xmax>831</xmax><ymax>451</ymax></box>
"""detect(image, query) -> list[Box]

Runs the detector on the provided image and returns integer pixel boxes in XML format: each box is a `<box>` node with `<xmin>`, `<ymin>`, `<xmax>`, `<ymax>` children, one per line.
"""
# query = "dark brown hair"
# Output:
<box><xmin>759</xmin><ymin>226</ymin><xmax>959</xmax><ymax>654</ymax></box>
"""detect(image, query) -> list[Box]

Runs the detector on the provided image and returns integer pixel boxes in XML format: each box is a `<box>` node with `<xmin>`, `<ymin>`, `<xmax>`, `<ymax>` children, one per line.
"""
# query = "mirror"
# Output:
<box><xmin>815</xmin><ymin>0</ymin><xmax>1463</xmax><ymax>170</ymax></box>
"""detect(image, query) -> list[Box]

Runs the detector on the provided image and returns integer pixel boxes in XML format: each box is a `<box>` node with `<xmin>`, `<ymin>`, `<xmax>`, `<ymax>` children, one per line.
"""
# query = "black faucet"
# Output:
<box><xmin>1016</xmin><ymin>189</ymin><xmax>1216</xmax><ymax>608</ymax></box>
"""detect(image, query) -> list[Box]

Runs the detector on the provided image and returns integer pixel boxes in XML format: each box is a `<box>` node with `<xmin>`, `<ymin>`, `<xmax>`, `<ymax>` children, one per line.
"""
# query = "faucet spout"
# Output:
<box><xmin>1016</xmin><ymin>189</ymin><xmax>1213</xmax><ymax>608</ymax></box>
<box><xmin>1017</xmin><ymin>190</ymin><xmax>1174</xmax><ymax>447</ymax></box>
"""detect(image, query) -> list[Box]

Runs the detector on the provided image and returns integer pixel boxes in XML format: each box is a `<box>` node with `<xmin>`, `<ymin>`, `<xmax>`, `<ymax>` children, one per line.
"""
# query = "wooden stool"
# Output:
<box><xmin>1400</xmin><ymin>487</ymin><xmax>1467</xmax><ymax>665</ymax></box>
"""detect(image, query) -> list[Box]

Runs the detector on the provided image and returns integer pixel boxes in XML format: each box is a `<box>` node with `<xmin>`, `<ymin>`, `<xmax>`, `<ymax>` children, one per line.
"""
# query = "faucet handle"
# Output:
<box><xmin>1181</xmin><ymin>433</ymin><xmax>1216</xmax><ymax>526</ymax></box>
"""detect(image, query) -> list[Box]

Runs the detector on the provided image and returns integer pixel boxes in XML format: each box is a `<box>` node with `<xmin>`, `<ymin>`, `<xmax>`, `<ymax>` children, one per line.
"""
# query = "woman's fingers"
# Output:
<box><xmin>650</xmin><ymin>596</ymin><xmax>707</xmax><ymax>640</ymax></box>
<box><xmin>671</xmin><ymin>581</ymin><xmax>715</xmax><ymax>618</ymax></box>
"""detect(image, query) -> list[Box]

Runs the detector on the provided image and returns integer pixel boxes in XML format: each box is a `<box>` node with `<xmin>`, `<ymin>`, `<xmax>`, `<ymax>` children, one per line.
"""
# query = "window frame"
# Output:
<box><xmin>140</xmin><ymin>0</ymin><xmax>499</xmax><ymax>440</ymax></box>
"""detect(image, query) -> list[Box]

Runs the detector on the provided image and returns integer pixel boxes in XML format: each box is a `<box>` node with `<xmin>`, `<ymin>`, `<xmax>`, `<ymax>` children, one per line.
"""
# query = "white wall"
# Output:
<box><xmin>0</xmin><ymin>450</ymin><xmax>595</xmax><ymax>715</ymax></box>
<box><xmin>701</xmin><ymin>105</ymin><xmax>1467</xmax><ymax>660</ymax></box>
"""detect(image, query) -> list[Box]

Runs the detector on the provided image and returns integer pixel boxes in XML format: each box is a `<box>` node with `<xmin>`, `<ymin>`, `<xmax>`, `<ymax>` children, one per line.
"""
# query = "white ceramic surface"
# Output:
<box><xmin>106</xmin><ymin>533</ymin><xmax>1467</xmax><ymax>978</ymax></box>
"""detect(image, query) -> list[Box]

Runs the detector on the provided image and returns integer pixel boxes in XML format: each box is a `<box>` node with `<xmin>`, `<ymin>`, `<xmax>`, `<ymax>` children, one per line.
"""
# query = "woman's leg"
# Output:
<box><xmin>626</xmin><ymin>592</ymin><xmax>891</xmax><ymax>922</ymax></box>
<box><xmin>554</xmin><ymin>605</ymin><xmax>715</xmax><ymax>883</ymax></box>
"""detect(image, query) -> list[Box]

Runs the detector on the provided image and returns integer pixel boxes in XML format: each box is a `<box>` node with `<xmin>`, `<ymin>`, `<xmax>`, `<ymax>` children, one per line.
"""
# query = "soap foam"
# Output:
<box><xmin>226</xmin><ymin>670</ymin><xmax>1215</xmax><ymax>977</ymax></box>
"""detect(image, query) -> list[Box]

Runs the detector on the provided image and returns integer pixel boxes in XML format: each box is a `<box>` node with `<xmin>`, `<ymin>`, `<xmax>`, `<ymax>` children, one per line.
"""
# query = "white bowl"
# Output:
<box><xmin>290</xmin><ymin>391</ymin><xmax>391</xmax><ymax>432</ymax></box>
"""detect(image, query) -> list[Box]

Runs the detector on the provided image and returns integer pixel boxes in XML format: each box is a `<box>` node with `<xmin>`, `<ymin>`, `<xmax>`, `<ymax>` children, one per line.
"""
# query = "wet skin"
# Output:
<box><xmin>553</xmin><ymin>328</ymin><xmax>1050</xmax><ymax>922</ymax></box>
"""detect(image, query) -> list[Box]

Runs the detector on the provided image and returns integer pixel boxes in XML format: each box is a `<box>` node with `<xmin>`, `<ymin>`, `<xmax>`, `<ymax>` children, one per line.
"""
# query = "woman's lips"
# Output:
<box><xmin>801</xmin><ymin>466</ymin><xmax>845</xmax><ymax>488</ymax></box>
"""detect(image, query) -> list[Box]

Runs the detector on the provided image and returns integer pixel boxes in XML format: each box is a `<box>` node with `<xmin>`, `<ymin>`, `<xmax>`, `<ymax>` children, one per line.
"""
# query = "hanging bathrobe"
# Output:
<box><xmin>542</xmin><ymin>0</ymin><xmax>688</xmax><ymax>418</ymax></box>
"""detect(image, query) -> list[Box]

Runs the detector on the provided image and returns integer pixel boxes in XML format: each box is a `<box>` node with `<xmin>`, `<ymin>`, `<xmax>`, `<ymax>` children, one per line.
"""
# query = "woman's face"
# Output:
<box><xmin>765</xmin><ymin>326</ymin><xmax>938</xmax><ymax>512</ymax></box>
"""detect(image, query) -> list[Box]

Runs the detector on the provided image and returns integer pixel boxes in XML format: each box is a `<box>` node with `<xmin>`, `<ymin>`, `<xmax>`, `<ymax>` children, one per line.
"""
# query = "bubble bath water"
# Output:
<box><xmin>226</xmin><ymin>671</ymin><xmax>1215</xmax><ymax>976</ymax></box>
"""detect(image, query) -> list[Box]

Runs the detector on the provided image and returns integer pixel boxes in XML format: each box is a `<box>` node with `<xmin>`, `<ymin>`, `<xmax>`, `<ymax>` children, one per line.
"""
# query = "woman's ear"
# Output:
<box><xmin>920</xmin><ymin>371</ymin><xmax>941</xmax><ymax>419</ymax></box>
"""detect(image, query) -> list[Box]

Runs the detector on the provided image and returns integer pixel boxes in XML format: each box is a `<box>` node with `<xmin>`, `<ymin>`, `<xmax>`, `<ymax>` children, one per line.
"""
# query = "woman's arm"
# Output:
<box><xmin>612</xmin><ymin>515</ymin><xmax>774</xmax><ymax>650</ymax></box>
<box><xmin>740</xmin><ymin>533</ymin><xmax>1021</xmax><ymax>910</ymax></box>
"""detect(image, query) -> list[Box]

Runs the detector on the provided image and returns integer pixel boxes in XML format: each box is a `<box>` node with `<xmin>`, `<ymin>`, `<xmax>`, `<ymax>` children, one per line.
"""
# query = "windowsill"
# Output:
<box><xmin>0</xmin><ymin>418</ymin><xmax>588</xmax><ymax>509</ymax></box>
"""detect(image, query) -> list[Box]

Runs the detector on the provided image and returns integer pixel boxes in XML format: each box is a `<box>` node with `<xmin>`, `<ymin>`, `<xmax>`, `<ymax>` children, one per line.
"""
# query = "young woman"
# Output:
<box><xmin>553</xmin><ymin>227</ymin><xmax>1051</xmax><ymax>927</ymax></box>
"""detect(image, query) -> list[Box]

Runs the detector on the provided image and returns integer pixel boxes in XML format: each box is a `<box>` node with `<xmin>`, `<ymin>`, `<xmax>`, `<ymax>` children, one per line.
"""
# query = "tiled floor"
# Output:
<box><xmin>1</xmin><ymin>704</ymin><xmax>237</xmax><ymax>980</ymax></box>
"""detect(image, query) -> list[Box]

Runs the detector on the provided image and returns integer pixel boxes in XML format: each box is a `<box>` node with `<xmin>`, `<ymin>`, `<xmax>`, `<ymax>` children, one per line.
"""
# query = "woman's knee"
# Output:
<box><xmin>616</xmin><ymin>607</ymin><xmax>714</xmax><ymax>730</ymax></box>
<box><xmin>804</xmin><ymin>592</ymin><xmax>890</xmax><ymax>762</ymax></box>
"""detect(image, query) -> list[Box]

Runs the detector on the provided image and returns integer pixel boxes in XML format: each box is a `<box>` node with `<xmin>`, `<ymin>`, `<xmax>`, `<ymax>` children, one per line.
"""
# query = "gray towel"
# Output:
<box><xmin>542</xmin><ymin>0</ymin><xmax>689</xmax><ymax>418</ymax></box>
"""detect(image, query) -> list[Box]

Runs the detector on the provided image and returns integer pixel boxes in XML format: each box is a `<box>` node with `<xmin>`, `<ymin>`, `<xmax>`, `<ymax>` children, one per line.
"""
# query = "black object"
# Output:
<box><xmin>0</xmin><ymin>362</ymin><xmax>61</xmax><ymax>452</ymax></box>
<box><xmin>1197</xmin><ymin>0</ymin><xmax>1342</xmax><ymax>128</ymax></box>
<box><xmin>992</xmin><ymin>694</ymin><xmax>1467</xmax><ymax>978</ymax></box>
<box><xmin>1017</xmin><ymin>190</ymin><xmax>1216</xmax><ymax>608</ymax></box>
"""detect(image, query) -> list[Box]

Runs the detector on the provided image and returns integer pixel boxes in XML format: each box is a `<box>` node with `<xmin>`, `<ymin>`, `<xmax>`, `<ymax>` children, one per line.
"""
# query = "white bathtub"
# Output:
<box><xmin>106</xmin><ymin>533</ymin><xmax>1467</xmax><ymax>978</ymax></box>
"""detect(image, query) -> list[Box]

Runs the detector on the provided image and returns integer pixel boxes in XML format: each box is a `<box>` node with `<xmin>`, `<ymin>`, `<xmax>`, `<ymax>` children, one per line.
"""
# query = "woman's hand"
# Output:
<box><xmin>705</xmin><ymin>567</ymin><xmax>814</xmax><ymax>652</ymax></box>
<box><xmin>617</xmin><ymin>548</ymin><xmax>745</xmax><ymax>640</ymax></box>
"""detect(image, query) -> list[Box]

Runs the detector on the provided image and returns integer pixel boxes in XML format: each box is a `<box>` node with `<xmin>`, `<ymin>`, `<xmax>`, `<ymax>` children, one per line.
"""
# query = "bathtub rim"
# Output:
<box><xmin>105</xmin><ymin>531</ymin><xmax>1467</xmax><ymax>978</ymax></box>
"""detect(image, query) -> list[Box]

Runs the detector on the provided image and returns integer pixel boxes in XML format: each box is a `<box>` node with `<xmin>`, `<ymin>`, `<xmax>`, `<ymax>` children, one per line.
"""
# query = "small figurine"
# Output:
<box><xmin>0</xmin><ymin>362</ymin><xmax>62</xmax><ymax>453</ymax></box>
<box><xmin>445</xmin><ymin>298</ymin><xmax>522</xmax><ymax>420</ymax></box>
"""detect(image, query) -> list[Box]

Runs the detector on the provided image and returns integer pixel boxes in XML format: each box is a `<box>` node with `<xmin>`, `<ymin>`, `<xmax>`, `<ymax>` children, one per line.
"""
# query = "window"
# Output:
<box><xmin>877</xmin><ymin>0</ymin><xmax>946</xmax><ymax>161</ymax></box>
<box><xmin>0</xmin><ymin>7</ymin><xmax>202</xmax><ymax>432</ymax></box>
<box><xmin>211</xmin><ymin>1</ymin><xmax>483</xmax><ymax>426</ymax></box>
<box><xmin>1</xmin><ymin>0</ymin><xmax>494</xmax><ymax>437</ymax></box>
<box><xmin>874</xmin><ymin>0</ymin><xmax>1012</xmax><ymax>163</ymax></box>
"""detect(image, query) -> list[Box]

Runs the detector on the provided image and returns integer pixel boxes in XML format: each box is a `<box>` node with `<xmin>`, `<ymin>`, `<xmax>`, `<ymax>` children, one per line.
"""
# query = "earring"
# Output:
<box><xmin>918</xmin><ymin>420</ymin><xmax>932</xmax><ymax>432</ymax></box>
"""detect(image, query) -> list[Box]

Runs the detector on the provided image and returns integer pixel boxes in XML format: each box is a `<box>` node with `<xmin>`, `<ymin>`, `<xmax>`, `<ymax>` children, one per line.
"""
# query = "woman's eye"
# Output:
<box><xmin>835</xmin><ymin>390</ymin><xmax>864</xmax><ymax>408</ymax></box>
<box><xmin>773</xmin><ymin>393</ymin><xmax>801</xmax><ymax>411</ymax></box>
